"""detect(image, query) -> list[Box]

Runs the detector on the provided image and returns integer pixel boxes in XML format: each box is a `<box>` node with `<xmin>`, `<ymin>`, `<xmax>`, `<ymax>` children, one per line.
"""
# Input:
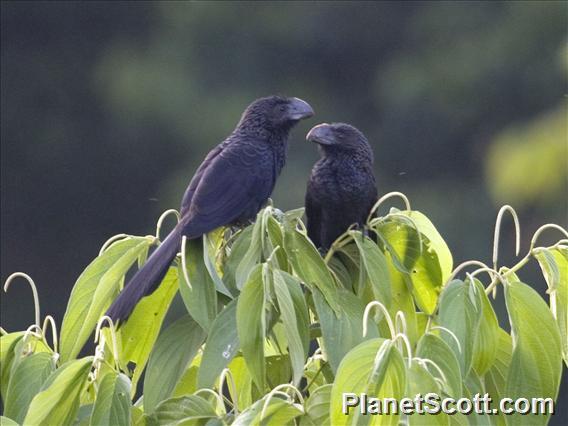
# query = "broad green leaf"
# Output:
<box><xmin>330</xmin><ymin>339</ymin><xmax>405</xmax><ymax>426</ymax></box>
<box><xmin>400</xmin><ymin>210</ymin><xmax>453</xmax><ymax>282</ymax></box>
<box><xmin>273</xmin><ymin>269</ymin><xmax>308</xmax><ymax>386</ymax></box>
<box><xmin>438</xmin><ymin>279</ymin><xmax>482</xmax><ymax>376</ymax></box>
<box><xmin>237</xmin><ymin>264</ymin><xmax>266</xmax><ymax>392</ymax></box>
<box><xmin>203</xmin><ymin>232</ymin><xmax>233</xmax><ymax>297</ymax></box>
<box><xmin>90</xmin><ymin>372</ymin><xmax>131</xmax><ymax>426</ymax></box>
<box><xmin>235</xmin><ymin>213</ymin><xmax>264</xmax><ymax>290</ymax></box>
<box><xmin>4</xmin><ymin>352</ymin><xmax>56</xmax><ymax>423</ymax></box>
<box><xmin>416</xmin><ymin>333</ymin><xmax>462</xmax><ymax>397</ymax></box>
<box><xmin>405</xmin><ymin>362</ymin><xmax>446</xmax><ymax>426</ymax></box>
<box><xmin>172</xmin><ymin>363</ymin><xmax>199</xmax><ymax>398</ymax></box>
<box><xmin>60</xmin><ymin>236</ymin><xmax>154</xmax><ymax>362</ymax></box>
<box><xmin>222</xmin><ymin>226</ymin><xmax>253</xmax><ymax>293</ymax></box>
<box><xmin>377</xmin><ymin>221</ymin><xmax>443</xmax><ymax>314</ymax></box>
<box><xmin>198</xmin><ymin>299</ymin><xmax>239</xmax><ymax>389</ymax></box>
<box><xmin>504</xmin><ymin>281</ymin><xmax>562</xmax><ymax>425</ymax></box>
<box><xmin>179</xmin><ymin>238</ymin><xmax>218</xmax><ymax>331</ymax></box>
<box><xmin>350</xmin><ymin>231</ymin><xmax>392</xmax><ymax>307</ymax></box>
<box><xmin>0</xmin><ymin>417</ymin><xmax>19</xmax><ymax>426</ymax></box>
<box><xmin>0</xmin><ymin>332</ymin><xmax>23</xmax><ymax>400</ymax></box>
<box><xmin>232</xmin><ymin>396</ymin><xmax>304</xmax><ymax>426</ymax></box>
<box><xmin>283</xmin><ymin>224</ymin><xmax>340</xmax><ymax>312</ymax></box>
<box><xmin>117</xmin><ymin>267</ymin><xmax>179</xmax><ymax>392</ymax></box>
<box><xmin>534</xmin><ymin>246</ymin><xmax>568</xmax><ymax>365</ymax></box>
<box><xmin>144</xmin><ymin>315</ymin><xmax>206</xmax><ymax>413</ymax></box>
<box><xmin>303</xmin><ymin>384</ymin><xmax>332</xmax><ymax>426</ymax></box>
<box><xmin>149</xmin><ymin>395</ymin><xmax>217</xmax><ymax>425</ymax></box>
<box><xmin>312</xmin><ymin>287</ymin><xmax>378</xmax><ymax>373</ymax></box>
<box><xmin>266</xmin><ymin>216</ymin><xmax>289</xmax><ymax>270</ymax></box>
<box><xmin>227</xmin><ymin>356</ymin><xmax>253</xmax><ymax>410</ymax></box>
<box><xmin>471</xmin><ymin>278</ymin><xmax>499</xmax><ymax>375</ymax></box>
<box><xmin>24</xmin><ymin>356</ymin><xmax>93</xmax><ymax>425</ymax></box>
<box><xmin>484</xmin><ymin>329</ymin><xmax>512</xmax><ymax>426</ymax></box>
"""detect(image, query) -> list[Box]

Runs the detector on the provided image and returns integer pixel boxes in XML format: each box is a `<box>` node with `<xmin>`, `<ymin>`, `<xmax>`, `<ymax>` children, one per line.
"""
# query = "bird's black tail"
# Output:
<box><xmin>106</xmin><ymin>225</ymin><xmax>182</xmax><ymax>324</ymax></box>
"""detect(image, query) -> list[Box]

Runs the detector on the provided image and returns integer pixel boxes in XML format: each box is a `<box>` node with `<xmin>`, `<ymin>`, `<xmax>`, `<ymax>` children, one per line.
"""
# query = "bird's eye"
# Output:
<box><xmin>279</xmin><ymin>105</ymin><xmax>286</xmax><ymax>112</ymax></box>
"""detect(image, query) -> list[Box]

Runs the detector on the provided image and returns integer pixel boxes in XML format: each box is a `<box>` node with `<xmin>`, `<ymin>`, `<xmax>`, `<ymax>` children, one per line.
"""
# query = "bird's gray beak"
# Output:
<box><xmin>287</xmin><ymin>97</ymin><xmax>314</xmax><ymax>120</ymax></box>
<box><xmin>306</xmin><ymin>123</ymin><xmax>335</xmax><ymax>145</ymax></box>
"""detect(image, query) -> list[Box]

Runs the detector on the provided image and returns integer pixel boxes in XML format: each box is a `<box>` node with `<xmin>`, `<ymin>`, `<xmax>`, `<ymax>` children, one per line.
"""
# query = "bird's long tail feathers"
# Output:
<box><xmin>105</xmin><ymin>225</ymin><xmax>182</xmax><ymax>324</ymax></box>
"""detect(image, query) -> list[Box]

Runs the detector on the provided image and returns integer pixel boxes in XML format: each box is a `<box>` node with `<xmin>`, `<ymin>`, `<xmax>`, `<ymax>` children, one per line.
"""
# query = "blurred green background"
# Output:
<box><xmin>1</xmin><ymin>0</ymin><xmax>567</xmax><ymax>418</ymax></box>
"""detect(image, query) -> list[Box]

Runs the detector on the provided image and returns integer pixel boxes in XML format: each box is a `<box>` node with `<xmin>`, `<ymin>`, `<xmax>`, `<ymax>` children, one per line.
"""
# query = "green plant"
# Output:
<box><xmin>1</xmin><ymin>194</ymin><xmax>566</xmax><ymax>425</ymax></box>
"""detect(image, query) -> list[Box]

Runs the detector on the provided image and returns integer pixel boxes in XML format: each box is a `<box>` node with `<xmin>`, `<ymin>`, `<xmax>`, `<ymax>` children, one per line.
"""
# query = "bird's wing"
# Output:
<box><xmin>305</xmin><ymin>180</ymin><xmax>322</xmax><ymax>248</ymax></box>
<box><xmin>181</xmin><ymin>140</ymin><xmax>273</xmax><ymax>238</ymax></box>
<box><xmin>180</xmin><ymin>143</ymin><xmax>225</xmax><ymax>216</ymax></box>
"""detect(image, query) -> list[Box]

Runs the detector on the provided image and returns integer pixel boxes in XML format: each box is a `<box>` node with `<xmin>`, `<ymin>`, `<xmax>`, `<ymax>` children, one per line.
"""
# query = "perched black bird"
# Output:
<box><xmin>106</xmin><ymin>96</ymin><xmax>314</xmax><ymax>323</ymax></box>
<box><xmin>305</xmin><ymin>123</ymin><xmax>377</xmax><ymax>250</ymax></box>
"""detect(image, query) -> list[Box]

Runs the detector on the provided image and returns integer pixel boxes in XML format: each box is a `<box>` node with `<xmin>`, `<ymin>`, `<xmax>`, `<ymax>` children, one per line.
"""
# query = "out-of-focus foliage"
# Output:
<box><xmin>485</xmin><ymin>107</ymin><xmax>567</xmax><ymax>208</ymax></box>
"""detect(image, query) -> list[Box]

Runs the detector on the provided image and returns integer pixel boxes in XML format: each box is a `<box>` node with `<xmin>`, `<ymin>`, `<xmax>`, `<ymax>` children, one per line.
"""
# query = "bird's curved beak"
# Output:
<box><xmin>287</xmin><ymin>97</ymin><xmax>314</xmax><ymax>120</ymax></box>
<box><xmin>306</xmin><ymin>123</ymin><xmax>335</xmax><ymax>145</ymax></box>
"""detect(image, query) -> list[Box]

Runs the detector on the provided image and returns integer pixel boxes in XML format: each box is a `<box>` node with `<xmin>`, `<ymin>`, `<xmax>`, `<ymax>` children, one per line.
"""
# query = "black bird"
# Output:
<box><xmin>106</xmin><ymin>96</ymin><xmax>314</xmax><ymax>323</ymax></box>
<box><xmin>305</xmin><ymin>123</ymin><xmax>377</xmax><ymax>250</ymax></box>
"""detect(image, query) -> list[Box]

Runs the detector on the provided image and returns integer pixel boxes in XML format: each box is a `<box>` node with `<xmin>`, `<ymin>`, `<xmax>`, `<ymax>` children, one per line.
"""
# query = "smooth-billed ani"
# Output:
<box><xmin>305</xmin><ymin>123</ymin><xmax>377</xmax><ymax>250</ymax></box>
<box><xmin>106</xmin><ymin>96</ymin><xmax>314</xmax><ymax>323</ymax></box>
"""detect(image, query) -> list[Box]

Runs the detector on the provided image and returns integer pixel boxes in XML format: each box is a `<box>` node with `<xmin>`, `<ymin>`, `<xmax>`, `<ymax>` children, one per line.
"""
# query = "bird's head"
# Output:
<box><xmin>306</xmin><ymin>123</ymin><xmax>374</xmax><ymax>162</ymax></box>
<box><xmin>238</xmin><ymin>96</ymin><xmax>314</xmax><ymax>132</ymax></box>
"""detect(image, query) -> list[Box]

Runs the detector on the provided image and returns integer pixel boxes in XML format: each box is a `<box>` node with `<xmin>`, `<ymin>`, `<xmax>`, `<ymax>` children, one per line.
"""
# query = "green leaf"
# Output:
<box><xmin>237</xmin><ymin>264</ymin><xmax>266</xmax><ymax>392</ymax></box>
<box><xmin>484</xmin><ymin>329</ymin><xmax>512</xmax><ymax>426</ymax></box>
<box><xmin>4</xmin><ymin>352</ymin><xmax>56</xmax><ymax>423</ymax></box>
<box><xmin>303</xmin><ymin>384</ymin><xmax>332</xmax><ymax>426</ymax></box>
<box><xmin>144</xmin><ymin>315</ymin><xmax>206</xmax><ymax>413</ymax></box>
<box><xmin>232</xmin><ymin>396</ymin><xmax>304</xmax><ymax>426</ymax></box>
<box><xmin>377</xmin><ymin>221</ymin><xmax>443</xmax><ymax>314</ymax></box>
<box><xmin>0</xmin><ymin>332</ymin><xmax>24</xmax><ymax>400</ymax></box>
<box><xmin>203</xmin><ymin>232</ymin><xmax>233</xmax><ymax>297</ymax></box>
<box><xmin>534</xmin><ymin>246</ymin><xmax>568</xmax><ymax>365</ymax></box>
<box><xmin>312</xmin><ymin>287</ymin><xmax>378</xmax><ymax>374</ymax></box>
<box><xmin>438</xmin><ymin>279</ymin><xmax>482</xmax><ymax>376</ymax></box>
<box><xmin>471</xmin><ymin>278</ymin><xmax>500</xmax><ymax>375</ymax></box>
<box><xmin>330</xmin><ymin>339</ymin><xmax>405</xmax><ymax>426</ymax></box>
<box><xmin>350</xmin><ymin>232</ymin><xmax>392</xmax><ymax>307</ymax></box>
<box><xmin>400</xmin><ymin>210</ymin><xmax>453</xmax><ymax>282</ymax></box>
<box><xmin>405</xmin><ymin>362</ymin><xmax>446</xmax><ymax>426</ymax></box>
<box><xmin>416</xmin><ymin>333</ymin><xmax>462</xmax><ymax>397</ymax></box>
<box><xmin>179</xmin><ymin>238</ymin><xmax>218</xmax><ymax>331</ymax></box>
<box><xmin>226</xmin><ymin>356</ymin><xmax>253</xmax><ymax>410</ymax></box>
<box><xmin>90</xmin><ymin>372</ymin><xmax>131</xmax><ymax>426</ymax></box>
<box><xmin>60</xmin><ymin>236</ymin><xmax>154</xmax><ymax>362</ymax></box>
<box><xmin>235</xmin><ymin>214</ymin><xmax>264</xmax><ymax>290</ymax></box>
<box><xmin>117</xmin><ymin>267</ymin><xmax>179</xmax><ymax>392</ymax></box>
<box><xmin>283</xmin><ymin>224</ymin><xmax>339</xmax><ymax>312</ymax></box>
<box><xmin>198</xmin><ymin>299</ymin><xmax>239</xmax><ymax>389</ymax></box>
<box><xmin>504</xmin><ymin>281</ymin><xmax>562</xmax><ymax>425</ymax></box>
<box><xmin>0</xmin><ymin>416</ymin><xmax>19</xmax><ymax>426</ymax></box>
<box><xmin>150</xmin><ymin>395</ymin><xmax>217</xmax><ymax>425</ymax></box>
<box><xmin>273</xmin><ymin>269</ymin><xmax>308</xmax><ymax>386</ymax></box>
<box><xmin>222</xmin><ymin>226</ymin><xmax>253</xmax><ymax>293</ymax></box>
<box><xmin>24</xmin><ymin>356</ymin><xmax>93</xmax><ymax>425</ymax></box>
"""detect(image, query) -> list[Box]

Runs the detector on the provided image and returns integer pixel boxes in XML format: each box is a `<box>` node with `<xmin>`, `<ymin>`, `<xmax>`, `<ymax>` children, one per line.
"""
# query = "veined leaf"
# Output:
<box><xmin>90</xmin><ymin>372</ymin><xmax>131</xmax><ymax>426</ymax></box>
<box><xmin>203</xmin><ymin>232</ymin><xmax>233</xmax><ymax>297</ymax></box>
<box><xmin>350</xmin><ymin>231</ymin><xmax>392</xmax><ymax>307</ymax></box>
<box><xmin>504</xmin><ymin>281</ymin><xmax>562</xmax><ymax>425</ymax></box>
<box><xmin>405</xmin><ymin>362</ymin><xmax>446</xmax><ymax>426</ymax></box>
<box><xmin>150</xmin><ymin>395</ymin><xmax>218</xmax><ymax>425</ymax></box>
<box><xmin>117</xmin><ymin>266</ymin><xmax>179</xmax><ymax>393</ymax></box>
<box><xmin>179</xmin><ymin>238</ymin><xmax>218</xmax><ymax>331</ymax></box>
<box><xmin>377</xmin><ymin>221</ymin><xmax>443</xmax><ymax>315</ymax></box>
<box><xmin>236</xmin><ymin>264</ymin><xmax>266</xmax><ymax>392</ymax></box>
<box><xmin>227</xmin><ymin>356</ymin><xmax>253</xmax><ymax>411</ymax></box>
<box><xmin>232</xmin><ymin>396</ymin><xmax>304</xmax><ymax>426</ymax></box>
<box><xmin>471</xmin><ymin>278</ymin><xmax>500</xmax><ymax>375</ymax></box>
<box><xmin>484</xmin><ymin>329</ymin><xmax>512</xmax><ymax>426</ymax></box>
<box><xmin>283</xmin><ymin>223</ymin><xmax>340</xmax><ymax>312</ymax></box>
<box><xmin>534</xmin><ymin>246</ymin><xmax>568</xmax><ymax>365</ymax></box>
<box><xmin>303</xmin><ymin>384</ymin><xmax>332</xmax><ymax>426</ymax></box>
<box><xmin>60</xmin><ymin>236</ymin><xmax>154</xmax><ymax>362</ymax></box>
<box><xmin>273</xmin><ymin>269</ymin><xmax>308</xmax><ymax>386</ymax></box>
<box><xmin>144</xmin><ymin>315</ymin><xmax>206</xmax><ymax>413</ymax></box>
<box><xmin>4</xmin><ymin>352</ymin><xmax>56</xmax><ymax>423</ymax></box>
<box><xmin>438</xmin><ymin>279</ymin><xmax>482</xmax><ymax>376</ymax></box>
<box><xmin>222</xmin><ymin>226</ymin><xmax>253</xmax><ymax>293</ymax></box>
<box><xmin>235</xmin><ymin>212</ymin><xmax>264</xmax><ymax>290</ymax></box>
<box><xmin>198</xmin><ymin>299</ymin><xmax>239</xmax><ymax>389</ymax></box>
<box><xmin>416</xmin><ymin>333</ymin><xmax>462</xmax><ymax>397</ymax></box>
<box><xmin>24</xmin><ymin>356</ymin><xmax>93</xmax><ymax>425</ymax></box>
<box><xmin>0</xmin><ymin>417</ymin><xmax>19</xmax><ymax>426</ymax></box>
<box><xmin>0</xmin><ymin>332</ymin><xmax>24</xmax><ymax>400</ymax></box>
<box><xmin>313</xmin><ymin>287</ymin><xmax>379</xmax><ymax>374</ymax></box>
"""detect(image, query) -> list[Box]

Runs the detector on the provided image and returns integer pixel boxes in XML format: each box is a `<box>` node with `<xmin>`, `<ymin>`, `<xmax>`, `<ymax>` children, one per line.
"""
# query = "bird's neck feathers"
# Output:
<box><xmin>320</xmin><ymin>147</ymin><xmax>374</xmax><ymax>166</ymax></box>
<box><xmin>234</xmin><ymin>115</ymin><xmax>292</xmax><ymax>147</ymax></box>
